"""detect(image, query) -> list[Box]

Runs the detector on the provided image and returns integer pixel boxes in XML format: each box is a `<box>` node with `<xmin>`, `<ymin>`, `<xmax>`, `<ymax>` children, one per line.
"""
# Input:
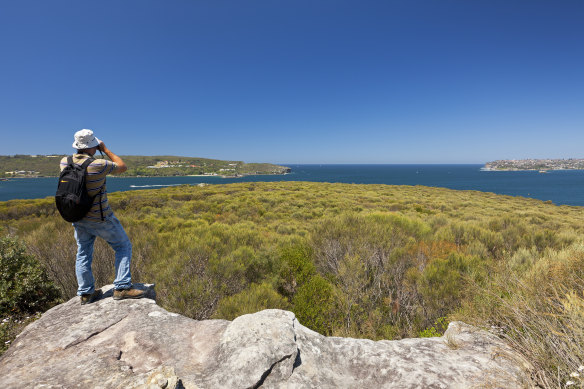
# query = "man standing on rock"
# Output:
<box><xmin>61</xmin><ymin>129</ymin><xmax>145</xmax><ymax>304</ymax></box>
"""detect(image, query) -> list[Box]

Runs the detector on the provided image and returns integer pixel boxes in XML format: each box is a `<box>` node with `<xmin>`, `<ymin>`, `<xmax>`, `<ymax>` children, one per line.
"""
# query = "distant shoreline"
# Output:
<box><xmin>481</xmin><ymin>168</ymin><xmax>584</xmax><ymax>172</ymax></box>
<box><xmin>0</xmin><ymin>154</ymin><xmax>291</xmax><ymax>179</ymax></box>
<box><xmin>2</xmin><ymin>172</ymin><xmax>291</xmax><ymax>179</ymax></box>
<box><xmin>484</xmin><ymin>159</ymin><xmax>584</xmax><ymax>171</ymax></box>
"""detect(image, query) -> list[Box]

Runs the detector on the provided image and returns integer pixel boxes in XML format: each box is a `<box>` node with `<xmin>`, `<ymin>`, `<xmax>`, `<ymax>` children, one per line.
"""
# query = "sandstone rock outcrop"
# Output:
<box><xmin>0</xmin><ymin>284</ymin><xmax>534</xmax><ymax>388</ymax></box>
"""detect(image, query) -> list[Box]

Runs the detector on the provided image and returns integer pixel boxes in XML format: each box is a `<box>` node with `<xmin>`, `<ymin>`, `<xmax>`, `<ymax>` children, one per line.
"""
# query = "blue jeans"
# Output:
<box><xmin>73</xmin><ymin>214</ymin><xmax>132</xmax><ymax>295</ymax></box>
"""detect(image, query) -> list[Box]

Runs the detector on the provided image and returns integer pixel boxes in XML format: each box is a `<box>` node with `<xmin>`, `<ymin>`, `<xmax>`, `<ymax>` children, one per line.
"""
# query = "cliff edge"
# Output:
<box><xmin>0</xmin><ymin>284</ymin><xmax>534</xmax><ymax>388</ymax></box>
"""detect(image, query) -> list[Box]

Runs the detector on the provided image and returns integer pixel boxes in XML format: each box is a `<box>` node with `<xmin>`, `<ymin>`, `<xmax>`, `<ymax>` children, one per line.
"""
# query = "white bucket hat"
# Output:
<box><xmin>72</xmin><ymin>129</ymin><xmax>100</xmax><ymax>149</ymax></box>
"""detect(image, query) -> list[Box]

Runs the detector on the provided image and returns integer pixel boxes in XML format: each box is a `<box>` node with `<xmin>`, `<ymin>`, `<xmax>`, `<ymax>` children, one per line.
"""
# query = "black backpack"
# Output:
<box><xmin>55</xmin><ymin>156</ymin><xmax>103</xmax><ymax>222</ymax></box>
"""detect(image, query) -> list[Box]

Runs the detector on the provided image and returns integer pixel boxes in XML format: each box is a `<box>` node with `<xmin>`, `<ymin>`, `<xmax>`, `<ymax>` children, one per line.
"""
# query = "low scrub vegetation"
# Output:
<box><xmin>1</xmin><ymin>181</ymin><xmax>583</xmax><ymax>386</ymax></box>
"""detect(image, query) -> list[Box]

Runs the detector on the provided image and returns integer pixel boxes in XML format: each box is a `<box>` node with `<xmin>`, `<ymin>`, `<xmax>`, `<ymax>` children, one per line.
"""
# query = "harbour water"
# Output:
<box><xmin>1</xmin><ymin>164</ymin><xmax>584</xmax><ymax>206</ymax></box>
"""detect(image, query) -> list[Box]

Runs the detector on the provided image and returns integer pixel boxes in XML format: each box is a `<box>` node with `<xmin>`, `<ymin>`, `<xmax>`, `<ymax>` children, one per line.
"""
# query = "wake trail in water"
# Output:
<box><xmin>129</xmin><ymin>184</ymin><xmax>186</xmax><ymax>188</ymax></box>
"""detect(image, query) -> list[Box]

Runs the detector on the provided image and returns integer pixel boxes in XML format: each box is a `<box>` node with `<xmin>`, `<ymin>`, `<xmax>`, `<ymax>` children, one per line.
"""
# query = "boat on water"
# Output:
<box><xmin>539</xmin><ymin>170</ymin><xmax>549</xmax><ymax>173</ymax></box>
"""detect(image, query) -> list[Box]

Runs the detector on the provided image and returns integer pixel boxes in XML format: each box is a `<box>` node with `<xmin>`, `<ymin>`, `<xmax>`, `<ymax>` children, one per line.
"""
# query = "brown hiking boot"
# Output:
<box><xmin>80</xmin><ymin>289</ymin><xmax>102</xmax><ymax>305</ymax></box>
<box><xmin>113</xmin><ymin>288</ymin><xmax>146</xmax><ymax>300</ymax></box>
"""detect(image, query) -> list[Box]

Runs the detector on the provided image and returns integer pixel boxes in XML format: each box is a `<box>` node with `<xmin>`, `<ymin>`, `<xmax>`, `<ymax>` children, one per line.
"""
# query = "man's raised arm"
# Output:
<box><xmin>98</xmin><ymin>141</ymin><xmax>127</xmax><ymax>174</ymax></box>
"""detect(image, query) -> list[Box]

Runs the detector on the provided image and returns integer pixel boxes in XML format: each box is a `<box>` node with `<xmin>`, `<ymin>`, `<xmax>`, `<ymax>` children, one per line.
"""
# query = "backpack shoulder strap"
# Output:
<box><xmin>67</xmin><ymin>156</ymin><xmax>73</xmax><ymax>166</ymax></box>
<box><xmin>80</xmin><ymin>157</ymin><xmax>94</xmax><ymax>170</ymax></box>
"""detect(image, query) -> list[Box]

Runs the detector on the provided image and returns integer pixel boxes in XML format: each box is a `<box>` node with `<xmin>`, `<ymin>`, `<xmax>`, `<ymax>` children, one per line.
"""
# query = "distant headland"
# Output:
<box><xmin>0</xmin><ymin>154</ymin><xmax>291</xmax><ymax>178</ymax></box>
<box><xmin>483</xmin><ymin>159</ymin><xmax>584</xmax><ymax>171</ymax></box>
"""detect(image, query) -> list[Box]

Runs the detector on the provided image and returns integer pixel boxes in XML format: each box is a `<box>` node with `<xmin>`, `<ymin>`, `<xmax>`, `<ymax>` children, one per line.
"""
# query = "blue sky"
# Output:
<box><xmin>1</xmin><ymin>1</ymin><xmax>583</xmax><ymax>163</ymax></box>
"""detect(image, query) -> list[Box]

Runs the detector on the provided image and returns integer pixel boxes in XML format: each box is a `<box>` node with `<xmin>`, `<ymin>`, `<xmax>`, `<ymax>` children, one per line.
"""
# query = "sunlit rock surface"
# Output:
<box><xmin>0</xmin><ymin>284</ymin><xmax>534</xmax><ymax>388</ymax></box>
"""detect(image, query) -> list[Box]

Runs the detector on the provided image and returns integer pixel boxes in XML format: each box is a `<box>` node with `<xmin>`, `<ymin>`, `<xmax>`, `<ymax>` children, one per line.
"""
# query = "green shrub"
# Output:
<box><xmin>277</xmin><ymin>242</ymin><xmax>314</xmax><ymax>298</ymax></box>
<box><xmin>213</xmin><ymin>282</ymin><xmax>289</xmax><ymax>320</ymax></box>
<box><xmin>293</xmin><ymin>275</ymin><xmax>339</xmax><ymax>335</ymax></box>
<box><xmin>417</xmin><ymin>255</ymin><xmax>463</xmax><ymax>316</ymax></box>
<box><xmin>0</xmin><ymin>235</ymin><xmax>61</xmax><ymax>315</ymax></box>
<box><xmin>419</xmin><ymin>317</ymin><xmax>448</xmax><ymax>338</ymax></box>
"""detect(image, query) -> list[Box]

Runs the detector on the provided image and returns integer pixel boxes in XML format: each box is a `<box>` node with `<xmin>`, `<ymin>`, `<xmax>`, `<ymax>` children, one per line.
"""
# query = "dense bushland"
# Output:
<box><xmin>1</xmin><ymin>181</ymin><xmax>583</xmax><ymax>386</ymax></box>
